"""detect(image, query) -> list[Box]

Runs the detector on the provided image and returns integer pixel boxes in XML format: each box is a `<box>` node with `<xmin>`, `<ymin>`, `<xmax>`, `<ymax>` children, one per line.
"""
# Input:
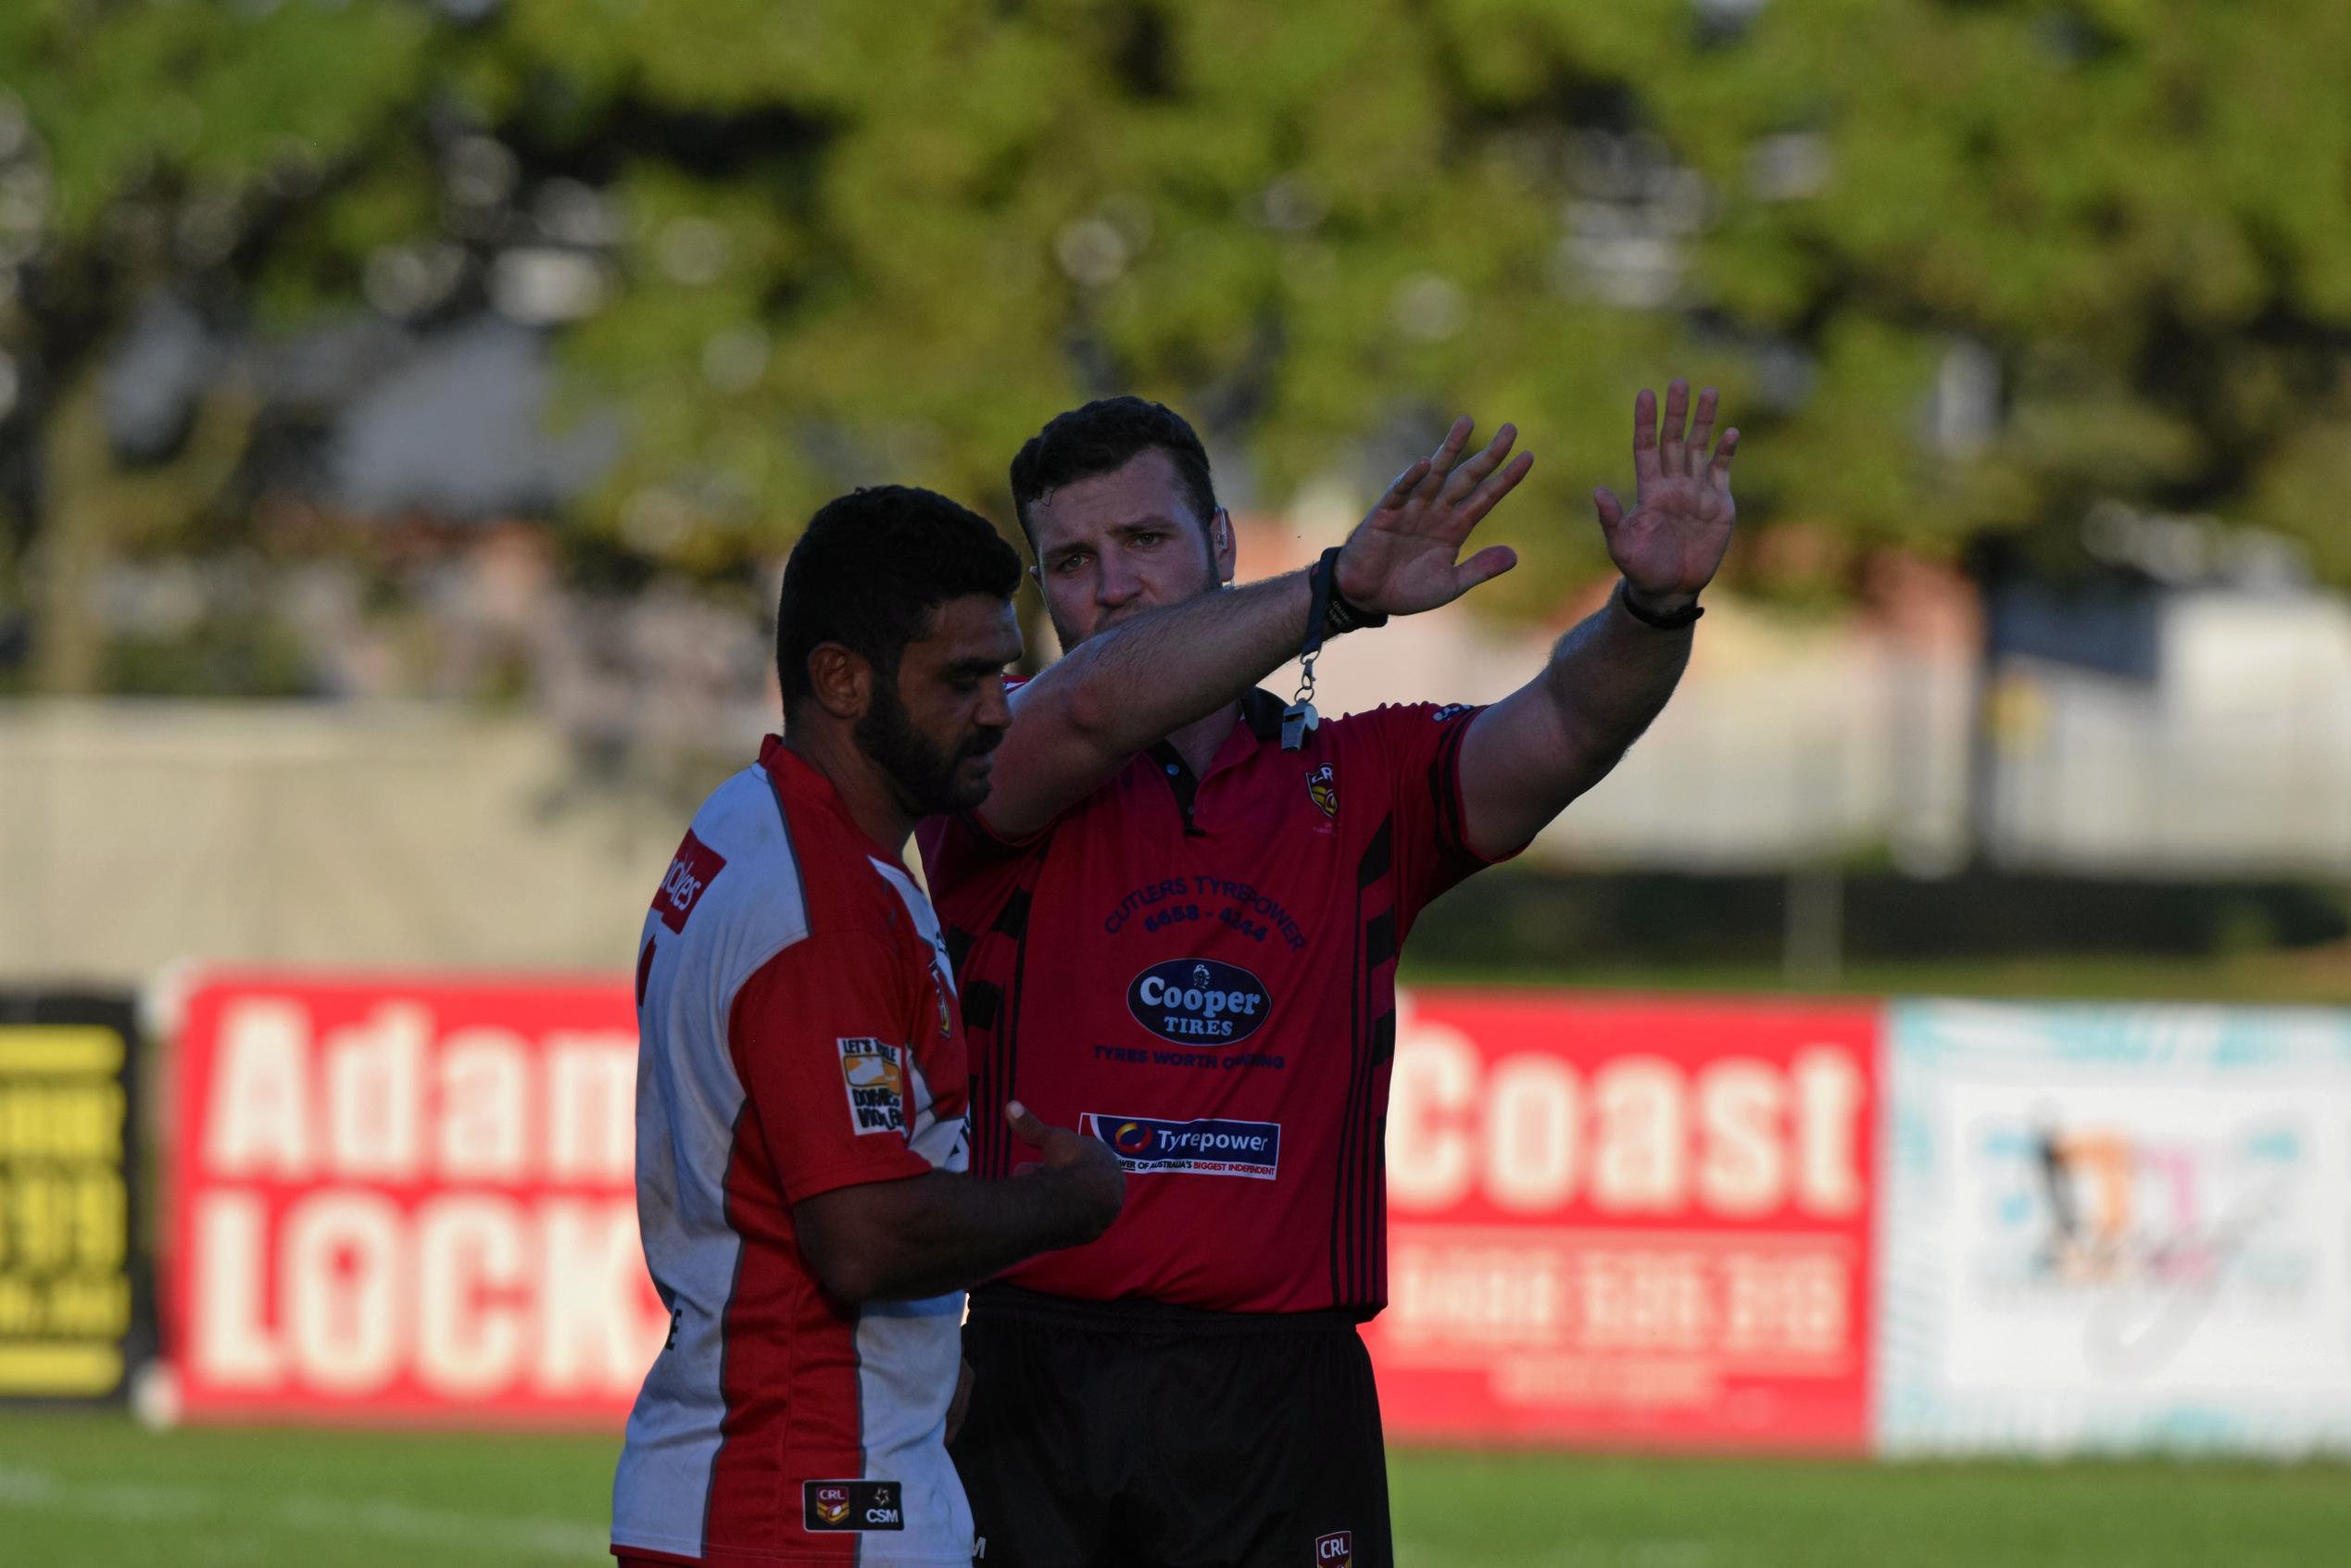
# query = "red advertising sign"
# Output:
<box><xmin>1365</xmin><ymin>991</ymin><xmax>1879</xmax><ymax>1453</ymax></box>
<box><xmin>166</xmin><ymin>973</ymin><xmax>665</xmax><ymax>1425</ymax></box>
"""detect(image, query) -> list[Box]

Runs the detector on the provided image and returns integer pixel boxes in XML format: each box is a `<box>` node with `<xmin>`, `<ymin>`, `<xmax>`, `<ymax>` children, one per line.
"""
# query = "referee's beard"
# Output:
<box><xmin>858</xmin><ymin>673</ymin><xmax>1004</xmax><ymax>817</ymax></box>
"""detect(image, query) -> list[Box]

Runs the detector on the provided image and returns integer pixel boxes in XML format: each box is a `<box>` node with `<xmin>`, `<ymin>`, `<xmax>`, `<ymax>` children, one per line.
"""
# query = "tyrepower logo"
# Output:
<box><xmin>651</xmin><ymin>830</ymin><xmax>726</xmax><ymax>933</ymax></box>
<box><xmin>1126</xmin><ymin>959</ymin><xmax>1271</xmax><ymax>1045</ymax></box>
<box><xmin>168</xmin><ymin>977</ymin><xmax>670</xmax><ymax>1424</ymax></box>
<box><xmin>1079</xmin><ymin>1113</ymin><xmax>1280</xmax><ymax>1180</ymax></box>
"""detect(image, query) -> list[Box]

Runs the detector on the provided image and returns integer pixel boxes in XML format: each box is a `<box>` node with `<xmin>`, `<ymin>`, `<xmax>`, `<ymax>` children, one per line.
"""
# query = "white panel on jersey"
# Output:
<box><xmin>869</xmin><ymin>858</ymin><xmax>969</xmax><ymax>1177</ymax></box>
<box><xmin>857</xmin><ymin>1294</ymin><xmax>975</xmax><ymax>1566</ymax></box>
<box><xmin>613</xmin><ymin>762</ymin><xmax>809</xmax><ymax>1558</ymax></box>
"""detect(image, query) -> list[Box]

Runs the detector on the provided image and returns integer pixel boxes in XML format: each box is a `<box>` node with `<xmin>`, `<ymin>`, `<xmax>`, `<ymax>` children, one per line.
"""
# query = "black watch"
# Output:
<box><xmin>1318</xmin><ymin>548</ymin><xmax>1389</xmax><ymax>636</ymax></box>
<box><xmin>1616</xmin><ymin>580</ymin><xmax>1704</xmax><ymax>630</ymax></box>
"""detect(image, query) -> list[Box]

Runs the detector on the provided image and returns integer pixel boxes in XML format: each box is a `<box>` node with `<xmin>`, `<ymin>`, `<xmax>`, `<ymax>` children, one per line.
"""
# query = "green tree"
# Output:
<box><xmin>512</xmin><ymin>0</ymin><xmax>2351</xmax><ymax>602</ymax></box>
<box><xmin>6</xmin><ymin>0</ymin><xmax>2351</xmax><ymax>698</ymax></box>
<box><xmin>0</xmin><ymin>0</ymin><xmax>441</xmax><ymax>692</ymax></box>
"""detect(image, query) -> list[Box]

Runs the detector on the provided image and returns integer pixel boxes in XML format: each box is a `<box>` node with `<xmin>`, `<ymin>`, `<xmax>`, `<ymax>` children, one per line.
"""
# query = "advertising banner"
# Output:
<box><xmin>1880</xmin><ymin>1000</ymin><xmax>2351</xmax><ymax>1454</ymax></box>
<box><xmin>0</xmin><ymin>991</ymin><xmax>145</xmax><ymax>1402</ymax></box>
<box><xmin>167</xmin><ymin>973</ymin><xmax>666</xmax><ymax>1425</ymax></box>
<box><xmin>1368</xmin><ymin>991</ymin><xmax>1880</xmax><ymax>1452</ymax></box>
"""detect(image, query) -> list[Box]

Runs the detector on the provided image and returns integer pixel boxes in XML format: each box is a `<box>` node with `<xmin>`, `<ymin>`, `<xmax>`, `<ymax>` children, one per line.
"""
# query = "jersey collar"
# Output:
<box><xmin>1146</xmin><ymin>688</ymin><xmax>1287</xmax><ymax>776</ymax></box>
<box><xmin>1143</xmin><ymin>688</ymin><xmax>1289</xmax><ymax>834</ymax></box>
<box><xmin>759</xmin><ymin>734</ymin><xmax>911</xmax><ymax>870</ymax></box>
<box><xmin>1238</xmin><ymin>686</ymin><xmax>1288</xmax><ymax>745</ymax></box>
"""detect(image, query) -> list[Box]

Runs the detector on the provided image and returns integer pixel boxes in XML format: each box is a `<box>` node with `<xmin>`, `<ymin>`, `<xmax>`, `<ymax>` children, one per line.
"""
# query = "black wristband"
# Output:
<box><xmin>1616</xmin><ymin>580</ymin><xmax>1704</xmax><ymax>631</ymax></box>
<box><xmin>1318</xmin><ymin>547</ymin><xmax>1389</xmax><ymax>636</ymax></box>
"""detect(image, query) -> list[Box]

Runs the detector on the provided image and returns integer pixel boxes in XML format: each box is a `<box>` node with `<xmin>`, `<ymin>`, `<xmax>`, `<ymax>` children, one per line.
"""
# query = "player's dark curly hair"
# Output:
<box><xmin>1008</xmin><ymin>396</ymin><xmax>1219</xmax><ymax>549</ymax></box>
<box><xmin>774</xmin><ymin>485</ymin><xmax>1022</xmax><ymax>712</ymax></box>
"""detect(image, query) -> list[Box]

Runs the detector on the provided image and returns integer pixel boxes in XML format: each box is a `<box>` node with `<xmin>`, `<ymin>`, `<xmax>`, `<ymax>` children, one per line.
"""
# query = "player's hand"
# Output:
<box><xmin>1594</xmin><ymin>380</ymin><xmax>1740</xmax><ymax>617</ymax></box>
<box><xmin>1006</xmin><ymin>1099</ymin><xmax>1125</xmax><ymax>1243</ymax></box>
<box><xmin>1331</xmin><ymin>416</ymin><xmax>1530</xmax><ymax>616</ymax></box>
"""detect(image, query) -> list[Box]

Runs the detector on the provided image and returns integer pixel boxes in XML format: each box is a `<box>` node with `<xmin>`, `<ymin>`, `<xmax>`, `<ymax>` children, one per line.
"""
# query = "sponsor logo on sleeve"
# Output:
<box><xmin>1315</xmin><ymin>1530</ymin><xmax>1353</xmax><ymax>1566</ymax></box>
<box><xmin>1430</xmin><ymin>703</ymin><xmax>1475</xmax><ymax>723</ymax></box>
<box><xmin>651</xmin><ymin>829</ymin><xmax>726</xmax><ymax>933</ymax></box>
<box><xmin>1126</xmin><ymin>959</ymin><xmax>1271</xmax><ymax>1045</ymax></box>
<box><xmin>836</xmin><ymin>1038</ymin><xmax>908</xmax><ymax>1136</ymax></box>
<box><xmin>1079</xmin><ymin>1112</ymin><xmax>1281</xmax><ymax>1180</ymax></box>
<box><xmin>1304</xmin><ymin>762</ymin><xmax>1339</xmax><ymax>821</ymax></box>
<box><xmin>802</xmin><ymin>1479</ymin><xmax>904</xmax><ymax>1532</ymax></box>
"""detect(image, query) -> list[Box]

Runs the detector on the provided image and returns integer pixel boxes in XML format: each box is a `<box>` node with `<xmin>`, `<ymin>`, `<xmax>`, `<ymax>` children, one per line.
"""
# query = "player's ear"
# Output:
<box><xmin>805</xmin><ymin>642</ymin><xmax>871</xmax><ymax>721</ymax></box>
<box><xmin>1211</xmin><ymin>506</ymin><xmax>1237</xmax><ymax>586</ymax></box>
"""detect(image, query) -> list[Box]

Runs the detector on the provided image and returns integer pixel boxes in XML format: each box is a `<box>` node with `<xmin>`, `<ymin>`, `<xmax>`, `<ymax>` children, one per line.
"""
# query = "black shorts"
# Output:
<box><xmin>952</xmin><ymin>1286</ymin><xmax>1390</xmax><ymax>1568</ymax></box>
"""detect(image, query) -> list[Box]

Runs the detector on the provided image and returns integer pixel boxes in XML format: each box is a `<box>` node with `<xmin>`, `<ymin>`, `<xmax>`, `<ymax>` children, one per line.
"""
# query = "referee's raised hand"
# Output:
<box><xmin>1006</xmin><ymin>1100</ymin><xmax>1125</xmax><ymax>1243</ymax></box>
<box><xmin>1332</xmin><ymin>415</ymin><xmax>1533</xmax><ymax>616</ymax></box>
<box><xmin>1593</xmin><ymin>379</ymin><xmax>1740</xmax><ymax>619</ymax></box>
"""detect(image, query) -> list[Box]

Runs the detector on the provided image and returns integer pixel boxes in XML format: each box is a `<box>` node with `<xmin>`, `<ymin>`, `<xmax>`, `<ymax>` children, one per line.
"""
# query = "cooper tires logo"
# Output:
<box><xmin>1125</xmin><ymin>959</ymin><xmax>1271</xmax><ymax>1044</ymax></box>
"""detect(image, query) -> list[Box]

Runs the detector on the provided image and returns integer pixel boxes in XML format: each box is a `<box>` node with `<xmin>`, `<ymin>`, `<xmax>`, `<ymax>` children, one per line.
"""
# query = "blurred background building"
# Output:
<box><xmin>3</xmin><ymin>0</ymin><xmax>2346</xmax><ymax>993</ymax></box>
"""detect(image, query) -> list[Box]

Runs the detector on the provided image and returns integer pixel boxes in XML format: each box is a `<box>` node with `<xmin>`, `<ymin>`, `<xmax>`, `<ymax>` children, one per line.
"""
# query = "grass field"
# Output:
<box><xmin>2</xmin><ymin>1411</ymin><xmax>2346</xmax><ymax>1567</ymax></box>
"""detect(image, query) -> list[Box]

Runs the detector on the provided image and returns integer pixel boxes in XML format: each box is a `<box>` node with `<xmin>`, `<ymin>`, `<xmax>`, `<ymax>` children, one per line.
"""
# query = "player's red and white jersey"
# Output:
<box><xmin>919</xmin><ymin>689</ymin><xmax>1508</xmax><ymax>1317</ymax></box>
<box><xmin>612</xmin><ymin>737</ymin><xmax>973</xmax><ymax>1568</ymax></box>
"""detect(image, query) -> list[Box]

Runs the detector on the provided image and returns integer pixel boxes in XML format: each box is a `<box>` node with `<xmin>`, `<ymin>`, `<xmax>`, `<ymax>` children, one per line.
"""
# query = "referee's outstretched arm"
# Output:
<box><xmin>1458</xmin><ymin>379</ymin><xmax>1742</xmax><ymax>859</ymax></box>
<box><xmin>983</xmin><ymin>415</ymin><xmax>1535</xmax><ymax>841</ymax></box>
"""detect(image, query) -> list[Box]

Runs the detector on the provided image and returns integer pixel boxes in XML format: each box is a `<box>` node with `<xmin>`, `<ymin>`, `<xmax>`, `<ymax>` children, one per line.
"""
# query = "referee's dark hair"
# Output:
<box><xmin>774</xmin><ymin>485</ymin><xmax>1022</xmax><ymax>712</ymax></box>
<box><xmin>1009</xmin><ymin>396</ymin><xmax>1218</xmax><ymax>549</ymax></box>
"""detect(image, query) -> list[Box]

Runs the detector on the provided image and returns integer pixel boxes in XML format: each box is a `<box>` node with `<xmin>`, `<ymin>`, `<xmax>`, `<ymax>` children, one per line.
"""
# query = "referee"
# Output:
<box><xmin>919</xmin><ymin>384</ymin><xmax>1740</xmax><ymax>1568</ymax></box>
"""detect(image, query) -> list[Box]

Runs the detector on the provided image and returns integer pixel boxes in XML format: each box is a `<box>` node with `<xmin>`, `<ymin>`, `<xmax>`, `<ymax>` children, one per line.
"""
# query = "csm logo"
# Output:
<box><xmin>1126</xmin><ymin>959</ymin><xmax>1271</xmax><ymax>1044</ymax></box>
<box><xmin>802</xmin><ymin>1479</ymin><xmax>904</xmax><ymax>1533</ymax></box>
<box><xmin>1315</xmin><ymin>1530</ymin><xmax>1353</xmax><ymax>1567</ymax></box>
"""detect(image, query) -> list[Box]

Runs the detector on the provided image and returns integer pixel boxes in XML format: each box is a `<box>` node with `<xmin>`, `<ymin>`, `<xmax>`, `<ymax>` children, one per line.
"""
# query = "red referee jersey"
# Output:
<box><xmin>614</xmin><ymin>738</ymin><xmax>975</xmax><ymax>1567</ymax></box>
<box><xmin>916</xmin><ymin>687</ymin><xmax>1506</xmax><ymax>1316</ymax></box>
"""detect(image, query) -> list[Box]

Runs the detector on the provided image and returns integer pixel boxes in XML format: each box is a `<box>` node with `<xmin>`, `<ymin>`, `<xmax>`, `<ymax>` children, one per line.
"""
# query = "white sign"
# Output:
<box><xmin>1880</xmin><ymin>1000</ymin><xmax>2351</xmax><ymax>1455</ymax></box>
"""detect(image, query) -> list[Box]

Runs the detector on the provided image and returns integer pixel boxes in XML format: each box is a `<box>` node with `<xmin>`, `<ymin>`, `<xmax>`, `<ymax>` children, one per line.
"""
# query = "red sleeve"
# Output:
<box><xmin>727</xmin><ymin>932</ymin><xmax>932</xmax><ymax>1204</ymax></box>
<box><xmin>1352</xmin><ymin>701</ymin><xmax>1519</xmax><ymax>925</ymax></box>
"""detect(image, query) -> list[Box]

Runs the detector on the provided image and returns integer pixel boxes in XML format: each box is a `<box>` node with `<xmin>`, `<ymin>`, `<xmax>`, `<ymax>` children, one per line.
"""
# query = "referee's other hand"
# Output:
<box><xmin>1006</xmin><ymin>1100</ymin><xmax>1125</xmax><ymax>1243</ymax></box>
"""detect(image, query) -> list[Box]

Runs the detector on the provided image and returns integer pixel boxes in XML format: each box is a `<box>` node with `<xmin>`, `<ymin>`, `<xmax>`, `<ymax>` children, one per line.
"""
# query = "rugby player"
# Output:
<box><xmin>920</xmin><ymin>383</ymin><xmax>1740</xmax><ymax>1568</ymax></box>
<box><xmin>611</xmin><ymin>457</ymin><xmax>1534</xmax><ymax>1567</ymax></box>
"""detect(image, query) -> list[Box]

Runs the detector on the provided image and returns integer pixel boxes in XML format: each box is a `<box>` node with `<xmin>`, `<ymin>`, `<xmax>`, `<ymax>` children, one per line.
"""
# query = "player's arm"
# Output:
<box><xmin>1457</xmin><ymin>381</ymin><xmax>1741</xmax><ymax>859</ymax></box>
<box><xmin>794</xmin><ymin>1102</ymin><xmax>1122</xmax><ymax>1306</ymax></box>
<box><xmin>735</xmin><ymin>935</ymin><xmax>1118</xmax><ymax>1305</ymax></box>
<box><xmin>976</xmin><ymin>417</ymin><xmax>1533</xmax><ymax>840</ymax></box>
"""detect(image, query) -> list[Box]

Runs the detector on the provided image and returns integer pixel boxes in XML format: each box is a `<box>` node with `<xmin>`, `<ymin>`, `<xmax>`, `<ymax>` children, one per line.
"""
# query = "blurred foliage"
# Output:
<box><xmin>4</xmin><ymin>0</ymin><xmax>2350</xmax><ymax>682</ymax></box>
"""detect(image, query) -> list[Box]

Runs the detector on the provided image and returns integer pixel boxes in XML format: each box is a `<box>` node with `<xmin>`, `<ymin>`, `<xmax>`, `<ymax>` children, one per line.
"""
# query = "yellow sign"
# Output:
<box><xmin>0</xmin><ymin>1022</ymin><xmax>134</xmax><ymax>1398</ymax></box>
